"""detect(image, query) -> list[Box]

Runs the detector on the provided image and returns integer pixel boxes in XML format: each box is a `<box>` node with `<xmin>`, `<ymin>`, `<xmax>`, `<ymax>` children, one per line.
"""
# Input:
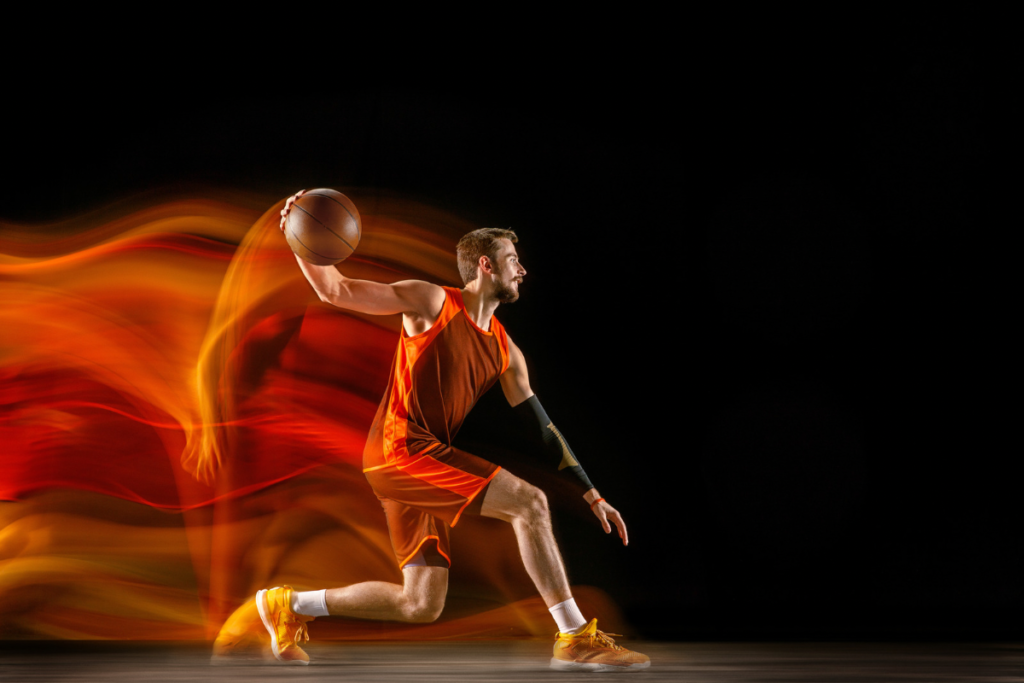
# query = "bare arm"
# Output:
<box><xmin>295</xmin><ymin>255</ymin><xmax>445</xmax><ymax>324</ymax></box>
<box><xmin>499</xmin><ymin>337</ymin><xmax>535</xmax><ymax>407</ymax></box>
<box><xmin>500</xmin><ymin>337</ymin><xmax>629</xmax><ymax>546</ymax></box>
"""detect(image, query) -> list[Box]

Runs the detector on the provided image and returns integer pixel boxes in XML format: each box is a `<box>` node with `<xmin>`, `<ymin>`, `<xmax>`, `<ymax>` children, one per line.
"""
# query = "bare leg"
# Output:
<box><xmin>324</xmin><ymin>566</ymin><xmax>448</xmax><ymax>623</ymax></box>
<box><xmin>479</xmin><ymin>469</ymin><xmax>572</xmax><ymax>607</ymax></box>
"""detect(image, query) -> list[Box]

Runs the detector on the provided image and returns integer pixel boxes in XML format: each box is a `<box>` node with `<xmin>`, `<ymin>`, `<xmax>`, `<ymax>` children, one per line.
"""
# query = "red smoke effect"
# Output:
<box><xmin>0</xmin><ymin>192</ymin><xmax>622</xmax><ymax>640</ymax></box>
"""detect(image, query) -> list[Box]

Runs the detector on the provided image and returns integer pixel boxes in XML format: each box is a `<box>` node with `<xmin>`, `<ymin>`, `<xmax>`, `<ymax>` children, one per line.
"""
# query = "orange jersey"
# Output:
<box><xmin>363</xmin><ymin>286</ymin><xmax>510</xmax><ymax>472</ymax></box>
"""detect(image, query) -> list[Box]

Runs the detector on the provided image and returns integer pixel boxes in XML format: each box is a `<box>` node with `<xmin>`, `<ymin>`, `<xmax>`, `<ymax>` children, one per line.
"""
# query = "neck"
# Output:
<box><xmin>461</xmin><ymin>282</ymin><xmax>501</xmax><ymax>331</ymax></box>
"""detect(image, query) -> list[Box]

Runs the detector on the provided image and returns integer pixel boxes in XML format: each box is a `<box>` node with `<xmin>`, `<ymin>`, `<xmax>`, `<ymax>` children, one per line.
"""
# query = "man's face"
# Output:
<box><xmin>490</xmin><ymin>239</ymin><xmax>526</xmax><ymax>303</ymax></box>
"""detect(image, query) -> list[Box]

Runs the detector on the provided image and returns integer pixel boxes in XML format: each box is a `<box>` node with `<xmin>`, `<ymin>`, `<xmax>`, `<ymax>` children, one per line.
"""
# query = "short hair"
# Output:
<box><xmin>456</xmin><ymin>228</ymin><xmax>518</xmax><ymax>284</ymax></box>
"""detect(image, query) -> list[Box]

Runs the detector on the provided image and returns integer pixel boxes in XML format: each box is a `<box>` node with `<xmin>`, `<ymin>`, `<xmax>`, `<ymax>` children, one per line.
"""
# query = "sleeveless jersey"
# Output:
<box><xmin>363</xmin><ymin>286</ymin><xmax>510</xmax><ymax>471</ymax></box>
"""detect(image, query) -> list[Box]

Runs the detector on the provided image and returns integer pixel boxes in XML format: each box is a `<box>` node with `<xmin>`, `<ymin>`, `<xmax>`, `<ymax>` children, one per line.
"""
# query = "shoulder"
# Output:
<box><xmin>392</xmin><ymin>280</ymin><xmax>446</xmax><ymax>314</ymax></box>
<box><xmin>392</xmin><ymin>279</ymin><xmax>446</xmax><ymax>299</ymax></box>
<box><xmin>503</xmin><ymin>331</ymin><xmax>521</xmax><ymax>355</ymax></box>
<box><xmin>500</xmin><ymin>330</ymin><xmax>523</xmax><ymax>371</ymax></box>
<box><xmin>498</xmin><ymin>333</ymin><xmax>531</xmax><ymax>397</ymax></box>
<box><xmin>440</xmin><ymin>285</ymin><xmax>462</xmax><ymax>305</ymax></box>
<box><xmin>393</xmin><ymin>282</ymin><xmax>448</xmax><ymax>338</ymax></box>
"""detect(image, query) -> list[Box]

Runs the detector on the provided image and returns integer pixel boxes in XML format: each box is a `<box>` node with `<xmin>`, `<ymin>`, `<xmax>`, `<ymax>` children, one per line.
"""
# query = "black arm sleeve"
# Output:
<box><xmin>512</xmin><ymin>395</ymin><xmax>594</xmax><ymax>492</ymax></box>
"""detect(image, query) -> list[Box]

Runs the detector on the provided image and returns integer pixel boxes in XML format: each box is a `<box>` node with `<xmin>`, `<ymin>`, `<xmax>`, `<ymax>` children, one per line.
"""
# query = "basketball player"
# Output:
<box><xmin>213</xmin><ymin>216</ymin><xmax>649</xmax><ymax>671</ymax></box>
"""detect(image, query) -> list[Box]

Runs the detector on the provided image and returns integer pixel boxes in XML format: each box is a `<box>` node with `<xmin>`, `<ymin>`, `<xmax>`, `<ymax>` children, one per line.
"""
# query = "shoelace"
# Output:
<box><xmin>285</xmin><ymin>616</ymin><xmax>310</xmax><ymax>645</ymax></box>
<box><xmin>556</xmin><ymin>629</ymin><xmax>624</xmax><ymax>650</ymax></box>
<box><xmin>591</xmin><ymin>630</ymin><xmax>623</xmax><ymax>650</ymax></box>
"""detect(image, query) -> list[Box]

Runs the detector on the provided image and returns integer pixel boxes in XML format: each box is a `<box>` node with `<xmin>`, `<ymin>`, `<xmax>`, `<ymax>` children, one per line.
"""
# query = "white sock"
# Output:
<box><xmin>290</xmin><ymin>589</ymin><xmax>329</xmax><ymax>617</ymax></box>
<box><xmin>548</xmin><ymin>598</ymin><xmax>588</xmax><ymax>634</ymax></box>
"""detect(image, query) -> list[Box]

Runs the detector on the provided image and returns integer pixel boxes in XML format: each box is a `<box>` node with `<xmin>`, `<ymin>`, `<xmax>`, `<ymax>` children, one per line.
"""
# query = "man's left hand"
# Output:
<box><xmin>588</xmin><ymin>496</ymin><xmax>628</xmax><ymax>546</ymax></box>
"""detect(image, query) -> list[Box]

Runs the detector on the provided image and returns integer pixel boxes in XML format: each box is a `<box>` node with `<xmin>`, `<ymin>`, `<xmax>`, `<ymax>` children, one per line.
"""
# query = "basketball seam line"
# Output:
<box><xmin>288</xmin><ymin>227</ymin><xmax>343</xmax><ymax>261</ymax></box>
<box><xmin>292</xmin><ymin>204</ymin><xmax>356</xmax><ymax>252</ymax></box>
<box><xmin>302</xmin><ymin>192</ymin><xmax>362</xmax><ymax>240</ymax></box>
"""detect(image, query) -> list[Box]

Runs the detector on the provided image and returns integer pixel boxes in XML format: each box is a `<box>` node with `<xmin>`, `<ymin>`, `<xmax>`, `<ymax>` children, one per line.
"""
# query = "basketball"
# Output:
<box><xmin>281</xmin><ymin>189</ymin><xmax>361</xmax><ymax>265</ymax></box>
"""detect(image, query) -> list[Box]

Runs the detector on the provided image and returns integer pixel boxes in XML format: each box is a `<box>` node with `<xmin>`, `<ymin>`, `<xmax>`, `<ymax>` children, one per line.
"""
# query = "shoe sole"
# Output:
<box><xmin>550</xmin><ymin>658</ymin><xmax>650</xmax><ymax>672</ymax></box>
<box><xmin>255</xmin><ymin>588</ymin><xmax>309</xmax><ymax>666</ymax></box>
<box><xmin>210</xmin><ymin>639</ymin><xmax>274</xmax><ymax>666</ymax></box>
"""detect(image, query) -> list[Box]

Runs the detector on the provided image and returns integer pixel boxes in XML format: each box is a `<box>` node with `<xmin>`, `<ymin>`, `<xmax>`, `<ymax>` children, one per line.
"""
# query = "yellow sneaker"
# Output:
<box><xmin>255</xmin><ymin>586</ymin><xmax>314</xmax><ymax>665</ymax></box>
<box><xmin>211</xmin><ymin>596</ymin><xmax>268</xmax><ymax>664</ymax></box>
<box><xmin>551</xmin><ymin>618</ymin><xmax>650</xmax><ymax>672</ymax></box>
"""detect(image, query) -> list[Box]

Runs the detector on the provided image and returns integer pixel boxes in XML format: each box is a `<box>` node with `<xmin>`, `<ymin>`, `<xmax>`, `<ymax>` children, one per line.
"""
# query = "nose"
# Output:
<box><xmin>518</xmin><ymin>262</ymin><xmax>526</xmax><ymax>276</ymax></box>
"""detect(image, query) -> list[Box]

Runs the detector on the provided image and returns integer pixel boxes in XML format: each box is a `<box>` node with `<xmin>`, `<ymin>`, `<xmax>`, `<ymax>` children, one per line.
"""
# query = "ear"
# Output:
<box><xmin>478</xmin><ymin>255</ymin><xmax>495</xmax><ymax>275</ymax></box>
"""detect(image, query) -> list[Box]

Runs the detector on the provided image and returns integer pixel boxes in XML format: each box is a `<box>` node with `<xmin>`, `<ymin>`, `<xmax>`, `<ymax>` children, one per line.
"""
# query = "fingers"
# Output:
<box><xmin>279</xmin><ymin>189</ymin><xmax>307</xmax><ymax>230</ymax></box>
<box><xmin>592</xmin><ymin>502</ymin><xmax>629</xmax><ymax>546</ymax></box>
<box><xmin>608</xmin><ymin>509</ymin><xmax>629</xmax><ymax>546</ymax></box>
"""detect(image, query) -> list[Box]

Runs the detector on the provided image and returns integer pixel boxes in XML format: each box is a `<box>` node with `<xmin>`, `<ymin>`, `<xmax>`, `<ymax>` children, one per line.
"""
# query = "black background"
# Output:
<box><xmin>2</xmin><ymin>24</ymin><xmax>1016</xmax><ymax>640</ymax></box>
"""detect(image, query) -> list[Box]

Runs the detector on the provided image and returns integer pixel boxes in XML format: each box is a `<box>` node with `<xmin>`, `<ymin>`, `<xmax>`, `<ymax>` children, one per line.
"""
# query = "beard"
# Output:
<box><xmin>494</xmin><ymin>279</ymin><xmax>520</xmax><ymax>303</ymax></box>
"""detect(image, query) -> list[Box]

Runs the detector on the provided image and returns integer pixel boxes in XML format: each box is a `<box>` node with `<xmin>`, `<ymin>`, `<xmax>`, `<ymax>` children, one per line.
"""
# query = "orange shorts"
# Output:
<box><xmin>364</xmin><ymin>444</ymin><xmax>501</xmax><ymax>569</ymax></box>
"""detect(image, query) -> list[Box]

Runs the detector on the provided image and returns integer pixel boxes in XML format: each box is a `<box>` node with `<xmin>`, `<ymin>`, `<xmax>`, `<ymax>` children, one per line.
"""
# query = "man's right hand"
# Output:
<box><xmin>279</xmin><ymin>190</ymin><xmax>307</xmax><ymax>231</ymax></box>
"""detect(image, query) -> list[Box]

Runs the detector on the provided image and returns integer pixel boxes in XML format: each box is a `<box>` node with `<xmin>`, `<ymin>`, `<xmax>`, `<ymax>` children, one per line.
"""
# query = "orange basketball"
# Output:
<box><xmin>282</xmin><ymin>189</ymin><xmax>361</xmax><ymax>265</ymax></box>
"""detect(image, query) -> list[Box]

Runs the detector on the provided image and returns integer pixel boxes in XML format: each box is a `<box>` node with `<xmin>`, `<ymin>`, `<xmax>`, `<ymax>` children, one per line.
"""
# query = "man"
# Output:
<box><xmin>213</xmin><ymin>215</ymin><xmax>649</xmax><ymax>672</ymax></box>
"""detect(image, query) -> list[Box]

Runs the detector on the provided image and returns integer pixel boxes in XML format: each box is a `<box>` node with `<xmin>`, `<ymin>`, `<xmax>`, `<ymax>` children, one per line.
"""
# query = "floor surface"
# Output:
<box><xmin>1</xmin><ymin>641</ymin><xmax>1022</xmax><ymax>682</ymax></box>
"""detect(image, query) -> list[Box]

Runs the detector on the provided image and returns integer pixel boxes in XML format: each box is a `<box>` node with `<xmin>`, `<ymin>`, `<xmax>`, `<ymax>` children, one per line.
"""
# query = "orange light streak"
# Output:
<box><xmin>0</xmin><ymin>191</ymin><xmax>623</xmax><ymax>641</ymax></box>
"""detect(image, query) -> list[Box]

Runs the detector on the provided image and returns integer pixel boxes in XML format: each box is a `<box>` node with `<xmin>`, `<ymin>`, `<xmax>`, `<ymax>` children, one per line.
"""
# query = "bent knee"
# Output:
<box><xmin>515</xmin><ymin>482</ymin><xmax>550</xmax><ymax>523</ymax></box>
<box><xmin>403</xmin><ymin>597</ymin><xmax>445</xmax><ymax>623</ymax></box>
